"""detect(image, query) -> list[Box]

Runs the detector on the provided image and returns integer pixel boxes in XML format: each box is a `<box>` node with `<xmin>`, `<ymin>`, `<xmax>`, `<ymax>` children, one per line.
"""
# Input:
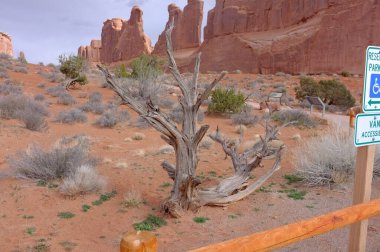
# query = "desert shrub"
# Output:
<box><xmin>341</xmin><ymin>71</ymin><xmax>351</xmax><ymax>77</ymax></box>
<box><xmin>131</xmin><ymin>54</ymin><xmax>163</xmax><ymax>81</ymax></box>
<box><xmin>295</xmin><ymin>77</ymin><xmax>355</xmax><ymax>107</ymax></box>
<box><xmin>114</xmin><ymin>64</ymin><xmax>130</xmax><ymax>78</ymax></box>
<box><xmin>272</xmin><ymin>109</ymin><xmax>318</xmax><ymax>128</ymax></box>
<box><xmin>57</xmin><ymin>93</ymin><xmax>76</xmax><ymax>105</ymax></box>
<box><xmin>95</xmin><ymin>111</ymin><xmax>118</xmax><ymax>128</ymax></box>
<box><xmin>37</xmin><ymin>83</ymin><xmax>46</xmax><ymax>89</ymax></box>
<box><xmin>60</xmin><ymin>164</ymin><xmax>105</xmax><ymax>196</ymax></box>
<box><xmin>58</xmin><ymin>54</ymin><xmax>88</xmax><ymax>86</ymax></box>
<box><xmin>88</xmin><ymin>92</ymin><xmax>102</xmax><ymax>103</ymax></box>
<box><xmin>133</xmin><ymin>215</ymin><xmax>166</xmax><ymax>231</ymax></box>
<box><xmin>46</xmin><ymin>85</ymin><xmax>66</xmax><ymax>97</ymax></box>
<box><xmin>16</xmin><ymin>107</ymin><xmax>48</xmax><ymax>131</ymax></box>
<box><xmin>231</xmin><ymin>111</ymin><xmax>260</xmax><ymax>126</ymax></box>
<box><xmin>319</xmin><ymin>79</ymin><xmax>355</xmax><ymax>107</ymax></box>
<box><xmin>169</xmin><ymin>106</ymin><xmax>204</xmax><ymax>123</ymax></box>
<box><xmin>39</xmin><ymin>71</ymin><xmax>65</xmax><ymax>83</ymax></box>
<box><xmin>208</xmin><ymin>88</ymin><xmax>245</xmax><ymax>114</ymax></box>
<box><xmin>0</xmin><ymin>82</ymin><xmax>23</xmax><ymax>95</ymax></box>
<box><xmin>95</xmin><ymin>109</ymin><xmax>129</xmax><ymax>128</ymax></box>
<box><xmin>295</xmin><ymin>130</ymin><xmax>354</xmax><ymax>186</ymax></box>
<box><xmin>10</xmin><ymin>135</ymin><xmax>98</xmax><ymax>181</ymax></box>
<box><xmin>0</xmin><ymin>95</ymin><xmax>48</xmax><ymax>120</ymax></box>
<box><xmin>34</xmin><ymin>94</ymin><xmax>45</xmax><ymax>101</ymax></box>
<box><xmin>55</xmin><ymin>109</ymin><xmax>87</xmax><ymax>124</ymax></box>
<box><xmin>14</xmin><ymin>66</ymin><xmax>28</xmax><ymax>74</ymax></box>
<box><xmin>80</xmin><ymin>101</ymin><xmax>105</xmax><ymax>114</ymax></box>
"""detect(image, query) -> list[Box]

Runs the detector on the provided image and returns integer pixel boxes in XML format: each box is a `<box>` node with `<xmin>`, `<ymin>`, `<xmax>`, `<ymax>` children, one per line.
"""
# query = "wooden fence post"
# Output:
<box><xmin>120</xmin><ymin>231</ymin><xmax>157</xmax><ymax>252</ymax></box>
<box><xmin>348</xmin><ymin>145</ymin><xmax>375</xmax><ymax>252</ymax></box>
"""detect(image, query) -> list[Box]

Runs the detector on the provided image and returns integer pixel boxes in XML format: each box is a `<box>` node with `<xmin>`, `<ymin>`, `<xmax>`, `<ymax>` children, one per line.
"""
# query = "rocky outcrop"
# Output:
<box><xmin>114</xmin><ymin>6</ymin><xmax>153</xmax><ymax>62</ymax></box>
<box><xmin>78</xmin><ymin>40</ymin><xmax>101</xmax><ymax>62</ymax></box>
<box><xmin>0</xmin><ymin>32</ymin><xmax>13</xmax><ymax>57</ymax></box>
<box><xmin>100</xmin><ymin>6</ymin><xmax>152</xmax><ymax>63</ymax></box>
<box><xmin>100</xmin><ymin>18</ymin><xmax>124</xmax><ymax>63</ymax></box>
<box><xmin>78</xmin><ymin>6</ymin><xmax>152</xmax><ymax>64</ymax></box>
<box><xmin>200</xmin><ymin>0</ymin><xmax>380</xmax><ymax>74</ymax></box>
<box><xmin>153</xmin><ymin>0</ymin><xmax>204</xmax><ymax>55</ymax></box>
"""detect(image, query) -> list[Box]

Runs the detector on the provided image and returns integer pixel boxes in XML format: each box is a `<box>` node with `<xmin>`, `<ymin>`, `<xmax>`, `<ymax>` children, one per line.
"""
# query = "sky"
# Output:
<box><xmin>0</xmin><ymin>0</ymin><xmax>215</xmax><ymax>64</ymax></box>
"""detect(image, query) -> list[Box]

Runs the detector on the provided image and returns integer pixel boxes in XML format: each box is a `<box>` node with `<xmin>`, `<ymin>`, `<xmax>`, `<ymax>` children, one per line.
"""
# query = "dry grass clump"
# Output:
<box><xmin>132</xmin><ymin>132</ymin><xmax>145</xmax><ymax>141</ymax></box>
<box><xmin>272</xmin><ymin>109</ymin><xmax>318</xmax><ymax>128</ymax></box>
<box><xmin>11</xmin><ymin>135</ymin><xmax>105</xmax><ymax>196</ymax></box>
<box><xmin>57</xmin><ymin>93</ymin><xmax>76</xmax><ymax>105</ymax></box>
<box><xmin>95</xmin><ymin>109</ymin><xmax>129</xmax><ymax>128</ymax></box>
<box><xmin>0</xmin><ymin>82</ymin><xmax>23</xmax><ymax>95</ymax></box>
<box><xmin>0</xmin><ymin>94</ymin><xmax>49</xmax><ymax>131</ymax></box>
<box><xmin>159</xmin><ymin>145</ymin><xmax>174</xmax><ymax>154</ymax></box>
<box><xmin>199</xmin><ymin>136</ymin><xmax>214</xmax><ymax>150</ymax></box>
<box><xmin>34</xmin><ymin>94</ymin><xmax>45</xmax><ymax>101</ymax></box>
<box><xmin>295</xmin><ymin>129</ymin><xmax>380</xmax><ymax>186</ymax></box>
<box><xmin>234</xmin><ymin>125</ymin><xmax>247</xmax><ymax>134</ymax></box>
<box><xmin>121</xmin><ymin>189</ymin><xmax>143</xmax><ymax>210</ymax></box>
<box><xmin>46</xmin><ymin>85</ymin><xmax>66</xmax><ymax>97</ymax></box>
<box><xmin>231</xmin><ymin>111</ymin><xmax>260</xmax><ymax>127</ymax></box>
<box><xmin>55</xmin><ymin>108</ymin><xmax>87</xmax><ymax>124</ymax></box>
<box><xmin>10</xmin><ymin>135</ymin><xmax>97</xmax><ymax>180</ymax></box>
<box><xmin>60</xmin><ymin>164</ymin><xmax>105</xmax><ymax>196</ymax></box>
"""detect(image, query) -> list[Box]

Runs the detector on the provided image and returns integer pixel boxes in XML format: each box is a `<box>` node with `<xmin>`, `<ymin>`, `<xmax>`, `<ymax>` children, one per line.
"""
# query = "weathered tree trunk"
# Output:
<box><xmin>98</xmin><ymin>21</ymin><xmax>285</xmax><ymax>217</ymax></box>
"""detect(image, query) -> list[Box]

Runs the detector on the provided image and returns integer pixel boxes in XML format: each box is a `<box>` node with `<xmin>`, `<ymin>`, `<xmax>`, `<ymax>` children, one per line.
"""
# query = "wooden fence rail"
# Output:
<box><xmin>189</xmin><ymin>198</ymin><xmax>380</xmax><ymax>252</ymax></box>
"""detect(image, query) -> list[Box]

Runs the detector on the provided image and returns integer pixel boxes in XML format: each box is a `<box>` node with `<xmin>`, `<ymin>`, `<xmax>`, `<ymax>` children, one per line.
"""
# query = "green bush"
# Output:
<box><xmin>59</xmin><ymin>55</ymin><xmax>88</xmax><ymax>86</ymax></box>
<box><xmin>114</xmin><ymin>64</ymin><xmax>130</xmax><ymax>78</ymax></box>
<box><xmin>131</xmin><ymin>54</ymin><xmax>163</xmax><ymax>81</ymax></box>
<box><xmin>295</xmin><ymin>77</ymin><xmax>355</xmax><ymax>107</ymax></box>
<box><xmin>208</xmin><ymin>88</ymin><xmax>245</xmax><ymax>114</ymax></box>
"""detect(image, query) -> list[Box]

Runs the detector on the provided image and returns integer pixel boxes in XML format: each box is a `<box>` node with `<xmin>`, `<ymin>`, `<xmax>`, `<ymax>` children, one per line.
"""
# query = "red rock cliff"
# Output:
<box><xmin>153</xmin><ymin>0</ymin><xmax>204</xmax><ymax>55</ymax></box>
<box><xmin>0</xmin><ymin>32</ymin><xmax>13</xmax><ymax>57</ymax></box>
<box><xmin>78</xmin><ymin>40</ymin><xmax>101</xmax><ymax>62</ymax></box>
<box><xmin>200</xmin><ymin>0</ymin><xmax>380</xmax><ymax>74</ymax></box>
<box><xmin>114</xmin><ymin>6</ymin><xmax>153</xmax><ymax>62</ymax></box>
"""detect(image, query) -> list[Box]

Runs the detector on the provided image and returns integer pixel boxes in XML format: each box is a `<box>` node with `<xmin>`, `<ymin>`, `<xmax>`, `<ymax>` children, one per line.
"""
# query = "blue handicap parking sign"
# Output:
<box><xmin>370</xmin><ymin>74</ymin><xmax>380</xmax><ymax>98</ymax></box>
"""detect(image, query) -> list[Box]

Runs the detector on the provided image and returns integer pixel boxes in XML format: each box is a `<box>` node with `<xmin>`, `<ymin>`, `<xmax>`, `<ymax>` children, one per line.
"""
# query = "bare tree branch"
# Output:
<box><xmin>195</xmin><ymin>72</ymin><xmax>227</xmax><ymax>110</ymax></box>
<box><xmin>165</xmin><ymin>20</ymin><xmax>190</xmax><ymax>104</ymax></box>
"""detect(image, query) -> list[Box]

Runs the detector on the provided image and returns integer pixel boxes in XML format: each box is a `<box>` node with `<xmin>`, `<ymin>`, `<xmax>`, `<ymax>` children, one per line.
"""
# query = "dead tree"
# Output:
<box><xmin>98</xmin><ymin>22</ymin><xmax>284</xmax><ymax>217</ymax></box>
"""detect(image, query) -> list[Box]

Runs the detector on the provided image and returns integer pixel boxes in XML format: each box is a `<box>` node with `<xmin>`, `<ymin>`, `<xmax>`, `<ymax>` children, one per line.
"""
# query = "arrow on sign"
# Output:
<box><xmin>368</xmin><ymin>100</ymin><xmax>380</xmax><ymax>106</ymax></box>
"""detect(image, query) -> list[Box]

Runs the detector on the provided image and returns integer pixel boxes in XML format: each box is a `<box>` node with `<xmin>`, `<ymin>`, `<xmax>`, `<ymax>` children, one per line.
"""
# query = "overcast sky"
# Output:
<box><xmin>0</xmin><ymin>0</ymin><xmax>214</xmax><ymax>64</ymax></box>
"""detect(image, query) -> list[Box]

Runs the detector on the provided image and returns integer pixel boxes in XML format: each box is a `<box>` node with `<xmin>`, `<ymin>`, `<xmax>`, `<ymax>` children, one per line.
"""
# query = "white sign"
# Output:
<box><xmin>363</xmin><ymin>46</ymin><xmax>380</xmax><ymax>113</ymax></box>
<box><xmin>354</xmin><ymin>113</ymin><xmax>380</xmax><ymax>146</ymax></box>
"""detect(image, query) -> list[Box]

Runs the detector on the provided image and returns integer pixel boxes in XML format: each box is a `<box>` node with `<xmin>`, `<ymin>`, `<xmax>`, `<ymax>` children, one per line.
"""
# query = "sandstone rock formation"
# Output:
<box><xmin>0</xmin><ymin>32</ymin><xmax>13</xmax><ymax>57</ymax></box>
<box><xmin>78</xmin><ymin>40</ymin><xmax>101</xmax><ymax>62</ymax></box>
<box><xmin>114</xmin><ymin>6</ymin><xmax>153</xmax><ymax>62</ymax></box>
<box><xmin>200</xmin><ymin>0</ymin><xmax>380</xmax><ymax>74</ymax></box>
<box><xmin>78</xmin><ymin>6</ymin><xmax>152</xmax><ymax>64</ymax></box>
<box><xmin>153</xmin><ymin>0</ymin><xmax>204</xmax><ymax>55</ymax></box>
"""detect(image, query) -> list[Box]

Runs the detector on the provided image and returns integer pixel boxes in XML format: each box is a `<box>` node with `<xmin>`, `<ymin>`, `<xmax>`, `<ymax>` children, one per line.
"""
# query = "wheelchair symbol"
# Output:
<box><xmin>373</xmin><ymin>78</ymin><xmax>380</xmax><ymax>95</ymax></box>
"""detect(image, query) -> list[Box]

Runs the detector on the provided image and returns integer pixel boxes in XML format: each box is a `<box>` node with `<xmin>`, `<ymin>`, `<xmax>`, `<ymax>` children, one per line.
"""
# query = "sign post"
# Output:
<box><xmin>348</xmin><ymin>46</ymin><xmax>380</xmax><ymax>252</ymax></box>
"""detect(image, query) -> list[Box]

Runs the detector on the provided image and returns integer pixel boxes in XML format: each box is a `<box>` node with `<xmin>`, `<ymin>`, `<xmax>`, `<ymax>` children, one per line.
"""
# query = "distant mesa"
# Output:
<box><xmin>0</xmin><ymin>32</ymin><xmax>13</xmax><ymax>57</ymax></box>
<box><xmin>78</xmin><ymin>0</ymin><xmax>380</xmax><ymax>75</ymax></box>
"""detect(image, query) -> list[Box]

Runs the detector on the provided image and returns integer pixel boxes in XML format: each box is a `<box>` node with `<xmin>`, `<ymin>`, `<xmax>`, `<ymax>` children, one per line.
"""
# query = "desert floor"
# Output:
<box><xmin>0</xmin><ymin>63</ymin><xmax>379</xmax><ymax>252</ymax></box>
